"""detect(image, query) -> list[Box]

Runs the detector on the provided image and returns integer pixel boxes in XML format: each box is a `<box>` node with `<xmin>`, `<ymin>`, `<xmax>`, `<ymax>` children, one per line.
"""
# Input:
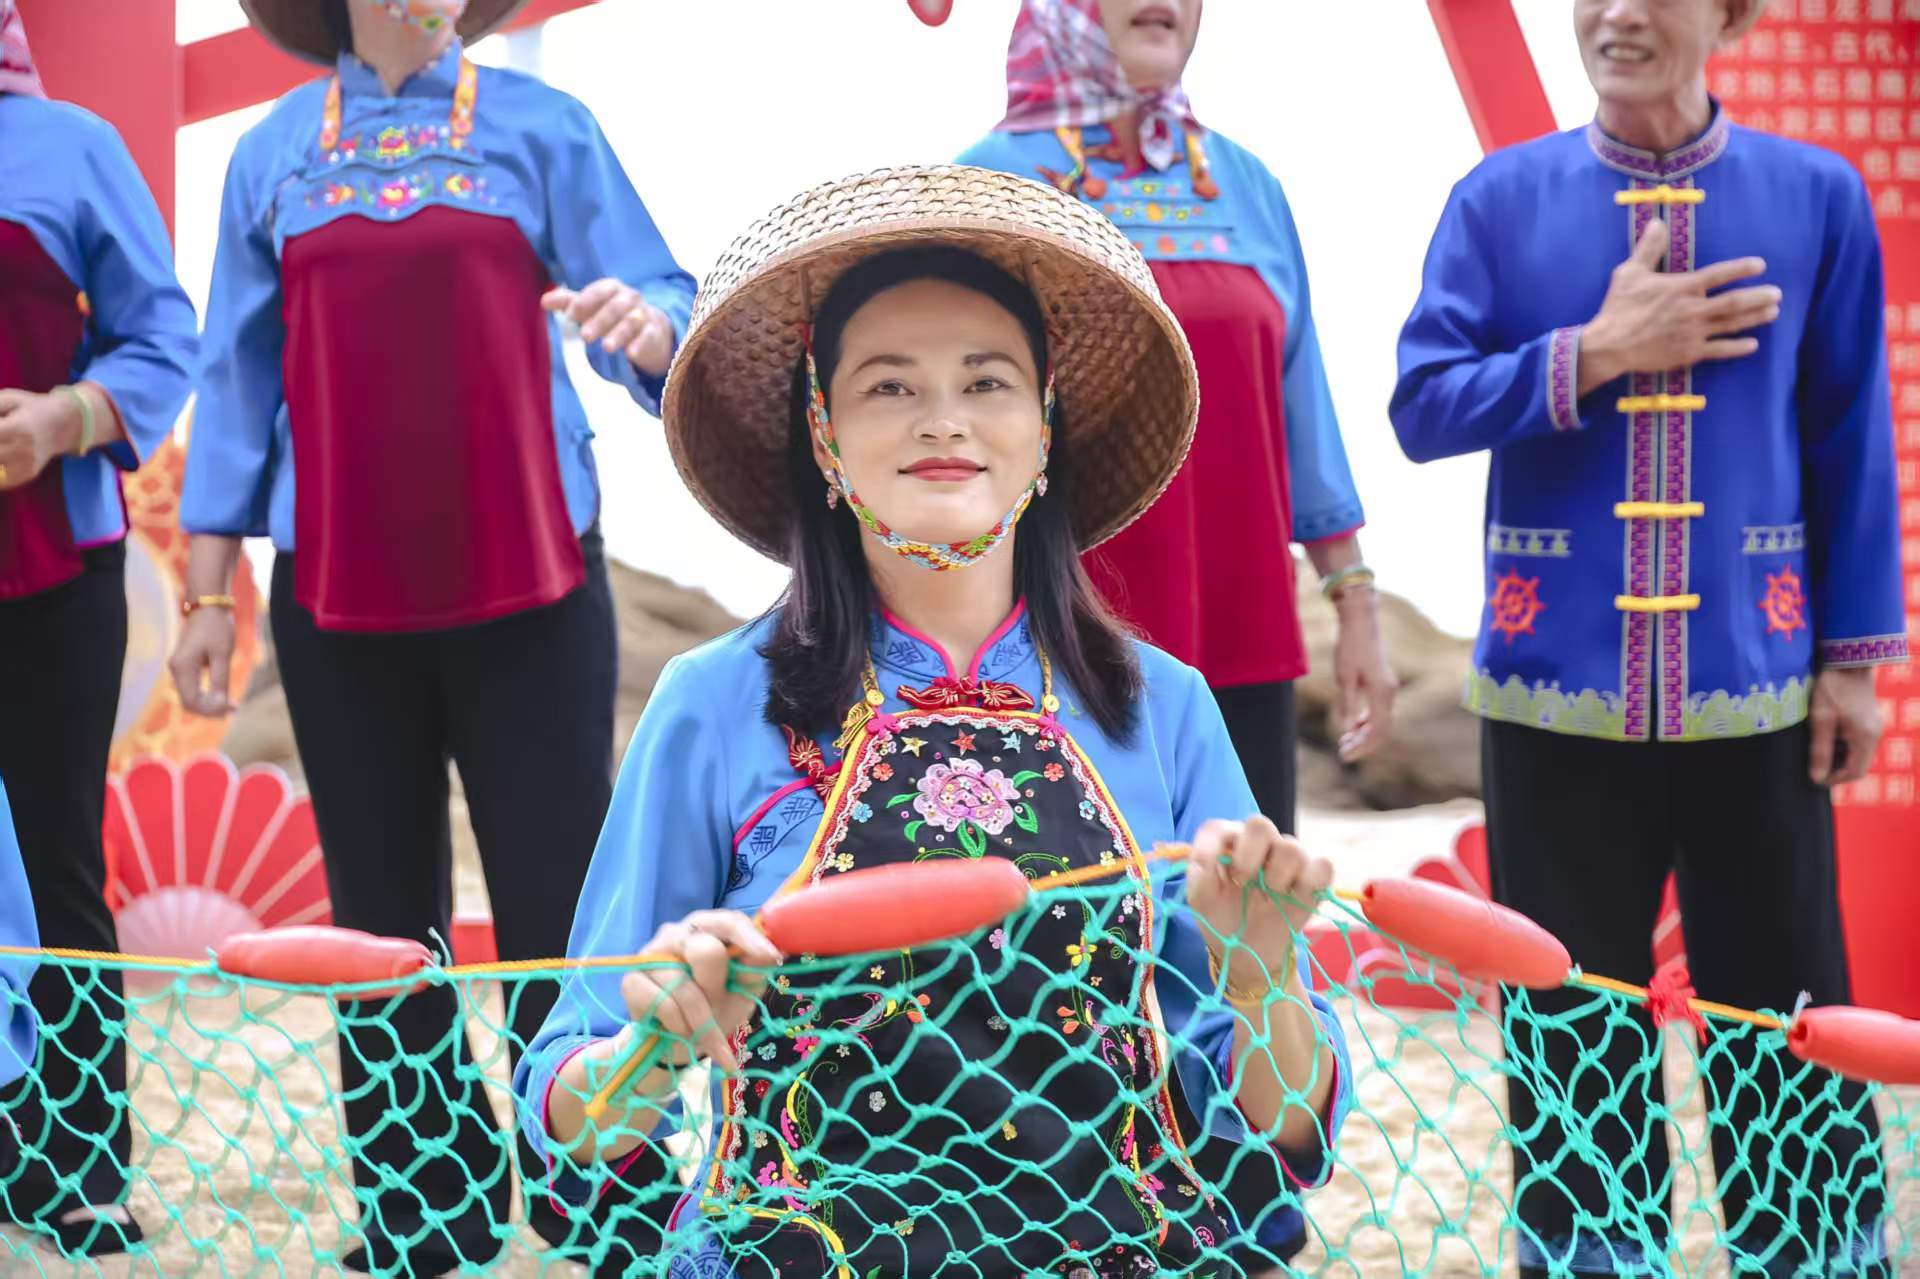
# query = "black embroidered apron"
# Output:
<box><xmin>701</xmin><ymin>664</ymin><xmax>1234</xmax><ymax>1278</ymax></box>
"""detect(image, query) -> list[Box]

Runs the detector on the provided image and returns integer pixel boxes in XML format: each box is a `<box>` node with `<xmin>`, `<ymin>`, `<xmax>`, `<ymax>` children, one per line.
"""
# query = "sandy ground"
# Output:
<box><xmin>5</xmin><ymin>802</ymin><xmax>1915</xmax><ymax>1278</ymax></box>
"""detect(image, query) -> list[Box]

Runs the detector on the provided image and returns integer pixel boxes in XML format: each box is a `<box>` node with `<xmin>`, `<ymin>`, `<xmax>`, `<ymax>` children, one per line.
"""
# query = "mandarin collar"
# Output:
<box><xmin>335</xmin><ymin>39</ymin><xmax>465</xmax><ymax>101</ymax></box>
<box><xmin>869</xmin><ymin>603</ymin><xmax>1036</xmax><ymax>690</ymax></box>
<box><xmin>1586</xmin><ymin>99</ymin><xmax>1731</xmax><ymax>181</ymax></box>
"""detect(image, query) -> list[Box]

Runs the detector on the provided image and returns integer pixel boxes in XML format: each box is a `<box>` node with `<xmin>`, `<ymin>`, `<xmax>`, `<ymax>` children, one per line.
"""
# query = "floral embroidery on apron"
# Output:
<box><xmin>700</xmin><ymin>656</ymin><xmax>1232</xmax><ymax>1278</ymax></box>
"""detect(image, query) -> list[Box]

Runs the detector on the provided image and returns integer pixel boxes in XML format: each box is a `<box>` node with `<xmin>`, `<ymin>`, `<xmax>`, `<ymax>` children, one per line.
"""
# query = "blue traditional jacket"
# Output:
<box><xmin>1393</xmin><ymin>109</ymin><xmax>1908</xmax><ymax>742</ymax></box>
<box><xmin>515</xmin><ymin>608</ymin><xmax>1353</xmax><ymax>1262</ymax></box>
<box><xmin>0</xmin><ymin>94</ymin><xmax>197</xmax><ymax>547</ymax></box>
<box><xmin>0</xmin><ymin>780</ymin><xmax>39</xmax><ymax>1087</ymax></box>
<box><xmin>182</xmin><ymin>42</ymin><xmax>695</xmax><ymax>546</ymax></box>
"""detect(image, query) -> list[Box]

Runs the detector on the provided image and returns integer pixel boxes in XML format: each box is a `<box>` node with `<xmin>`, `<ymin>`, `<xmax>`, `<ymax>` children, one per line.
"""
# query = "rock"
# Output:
<box><xmin>1293</xmin><ymin>556</ymin><xmax>1481</xmax><ymax>810</ymax></box>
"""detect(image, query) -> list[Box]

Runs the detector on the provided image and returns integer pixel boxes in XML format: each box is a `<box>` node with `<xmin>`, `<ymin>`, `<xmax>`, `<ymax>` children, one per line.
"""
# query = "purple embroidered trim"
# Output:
<box><xmin>1658</xmin><ymin>189</ymin><xmax>1697</xmax><ymax>740</ymax></box>
<box><xmin>1820</xmin><ymin>635</ymin><xmax>1912</xmax><ymax>667</ymax></box>
<box><xmin>1619</xmin><ymin>188</ymin><xmax>1662</xmax><ymax>742</ymax></box>
<box><xmin>1548</xmin><ymin>327</ymin><xmax>1583</xmax><ymax>432</ymax></box>
<box><xmin>1586</xmin><ymin>109</ymin><xmax>1730</xmax><ymax>181</ymax></box>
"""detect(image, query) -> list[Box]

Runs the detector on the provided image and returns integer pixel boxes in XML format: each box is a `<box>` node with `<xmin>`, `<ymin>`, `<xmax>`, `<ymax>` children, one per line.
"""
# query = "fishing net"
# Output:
<box><xmin>0</xmin><ymin>866</ymin><xmax>1915</xmax><ymax>1278</ymax></box>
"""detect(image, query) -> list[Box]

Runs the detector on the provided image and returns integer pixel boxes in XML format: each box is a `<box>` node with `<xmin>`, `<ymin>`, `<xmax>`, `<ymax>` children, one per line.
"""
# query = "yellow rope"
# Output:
<box><xmin>2</xmin><ymin>854</ymin><xmax>1780</xmax><ymax>1034</ymax></box>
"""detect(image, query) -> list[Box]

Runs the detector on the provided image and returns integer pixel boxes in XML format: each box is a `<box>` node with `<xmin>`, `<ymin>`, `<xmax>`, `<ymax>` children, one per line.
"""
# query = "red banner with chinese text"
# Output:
<box><xmin>1713</xmin><ymin>1</ymin><xmax>1920</xmax><ymax>1015</ymax></box>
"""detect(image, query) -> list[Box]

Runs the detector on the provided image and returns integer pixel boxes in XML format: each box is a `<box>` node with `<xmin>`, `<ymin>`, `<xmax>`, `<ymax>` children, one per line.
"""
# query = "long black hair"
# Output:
<box><xmin>759</xmin><ymin>247</ymin><xmax>1143</xmax><ymax>741</ymax></box>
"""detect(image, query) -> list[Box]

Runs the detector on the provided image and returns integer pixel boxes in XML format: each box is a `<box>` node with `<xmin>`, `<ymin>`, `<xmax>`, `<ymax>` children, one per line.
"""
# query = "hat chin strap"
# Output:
<box><xmin>806</xmin><ymin>344</ymin><xmax>1054</xmax><ymax>573</ymax></box>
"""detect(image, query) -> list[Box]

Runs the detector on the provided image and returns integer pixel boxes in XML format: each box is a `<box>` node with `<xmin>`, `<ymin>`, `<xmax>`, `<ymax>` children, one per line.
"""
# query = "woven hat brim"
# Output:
<box><xmin>240</xmin><ymin>0</ymin><xmax>528</xmax><ymax>65</ymax></box>
<box><xmin>663</xmin><ymin>166</ymin><xmax>1199</xmax><ymax>565</ymax></box>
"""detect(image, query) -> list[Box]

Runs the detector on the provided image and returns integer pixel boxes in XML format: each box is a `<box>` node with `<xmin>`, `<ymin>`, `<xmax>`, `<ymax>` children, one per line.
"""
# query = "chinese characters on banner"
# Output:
<box><xmin>1713</xmin><ymin>1</ymin><xmax>1919</xmax><ymax>815</ymax></box>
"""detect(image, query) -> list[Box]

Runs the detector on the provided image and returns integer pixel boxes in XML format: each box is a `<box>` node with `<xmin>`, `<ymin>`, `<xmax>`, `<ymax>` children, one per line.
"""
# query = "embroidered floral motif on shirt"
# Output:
<box><xmin>1488</xmin><ymin>568</ymin><xmax>1546</xmax><ymax>644</ymax></box>
<box><xmin>1760</xmin><ymin>566</ymin><xmax>1808</xmax><ymax>639</ymax></box>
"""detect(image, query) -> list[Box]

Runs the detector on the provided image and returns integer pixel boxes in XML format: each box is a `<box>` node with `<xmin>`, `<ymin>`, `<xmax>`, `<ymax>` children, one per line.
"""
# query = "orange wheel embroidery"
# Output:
<box><xmin>1759</xmin><ymin>565</ymin><xmax>1807</xmax><ymax>639</ymax></box>
<box><xmin>1488</xmin><ymin>568</ymin><xmax>1545</xmax><ymax>645</ymax></box>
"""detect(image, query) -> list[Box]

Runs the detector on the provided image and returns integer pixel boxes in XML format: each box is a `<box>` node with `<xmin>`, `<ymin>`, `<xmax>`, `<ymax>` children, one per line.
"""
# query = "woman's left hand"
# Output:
<box><xmin>0</xmin><ymin>388</ymin><xmax>81</xmax><ymax>490</ymax></box>
<box><xmin>1332</xmin><ymin>590</ymin><xmax>1397</xmax><ymax>762</ymax></box>
<box><xmin>1184</xmin><ymin>817</ymin><xmax>1333</xmax><ymax>991</ymax></box>
<box><xmin>542</xmin><ymin>279</ymin><xmax>675</xmax><ymax>377</ymax></box>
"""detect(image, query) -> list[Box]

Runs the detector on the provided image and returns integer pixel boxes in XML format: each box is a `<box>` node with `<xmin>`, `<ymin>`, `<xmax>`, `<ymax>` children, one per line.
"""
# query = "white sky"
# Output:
<box><xmin>171</xmin><ymin>1</ymin><xmax>1603</xmax><ymax>637</ymax></box>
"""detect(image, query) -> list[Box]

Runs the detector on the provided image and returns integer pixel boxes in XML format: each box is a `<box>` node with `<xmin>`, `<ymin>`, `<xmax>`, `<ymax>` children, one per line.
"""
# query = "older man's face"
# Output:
<box><xmin>1575</xmin><ymin>0</ymin><xmax>1743</xmax><ymax>108</ymax></box>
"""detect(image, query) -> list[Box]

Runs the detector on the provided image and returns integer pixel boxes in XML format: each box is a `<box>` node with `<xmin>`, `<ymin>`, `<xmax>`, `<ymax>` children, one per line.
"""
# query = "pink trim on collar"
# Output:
<box><xmin>879</xmin><ymin>601</ymin><xmax>1029</xmax><ymax>683</ymax></box>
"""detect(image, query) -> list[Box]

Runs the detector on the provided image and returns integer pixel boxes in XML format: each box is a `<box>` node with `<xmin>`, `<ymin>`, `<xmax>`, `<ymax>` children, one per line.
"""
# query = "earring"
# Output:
<box><xmin>824</xmin><ymin>476</ymin><xmax>840</xmax><ymax>510</ymax></box>
<box><xmin>1035</xmin><ymin>472</ymin><xmax>1049</xmax><ymax>497</ymax></box>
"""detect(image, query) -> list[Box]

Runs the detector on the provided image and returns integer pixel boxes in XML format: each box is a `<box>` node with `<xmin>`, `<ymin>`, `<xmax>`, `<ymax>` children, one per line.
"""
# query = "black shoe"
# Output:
<box><xmin>341</xmin><ymin>1240</ymin><xmax>477</xmax><ymax>1277</ymax></box>
<box><xmin>48</xmin><ymin>1207</ymin><xmax>145</xmax><ymax>1258</ymax></box>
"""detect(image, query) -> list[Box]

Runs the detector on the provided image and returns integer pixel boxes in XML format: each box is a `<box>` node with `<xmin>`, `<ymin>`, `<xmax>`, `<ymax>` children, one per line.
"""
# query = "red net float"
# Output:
<box><xmin>906</xmin><ymin>0</ymin><xmax>954</xmax><ymax>25</ymax></box>
<box><xmin>1358</xmin><ymin>877</ymin><xmax>1571</xmax><ymax>990</ymax></box>
<box><xmin>1787</xmin><ymin>1005</ymin><xmax>1920</xmax><ymax>1086</ymax></box>
<box><xmin>214</xmin><ymin>926</ymin><xmax>433</xmax><ymax>998</ymax></box>
<box><xmin>759</xmin><ymin>858</ymin><xmax>1031</xmax><ymax>957</ymax></box>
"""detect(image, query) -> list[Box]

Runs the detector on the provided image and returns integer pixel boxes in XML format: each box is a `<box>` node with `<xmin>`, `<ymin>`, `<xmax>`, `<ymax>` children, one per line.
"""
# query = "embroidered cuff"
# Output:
<box><xmin>1216</xmin><ymin>1003</ymin><xmax>1347</xmax><ymax>1191</ymax></box>
<box><xmin>532</xmin><ymin>1040</ymin><xmax>660</xmax><ymax>1214</ymax></box>
<box><xmin>1819</xmin><ymin>634</ymin><xmax>1911</xmax><ymax>668</ymax></box>
<box><xmin>1547</xmin><ymin>326</ymin><xmax>1584</xmax><ymax>433</ymax></box>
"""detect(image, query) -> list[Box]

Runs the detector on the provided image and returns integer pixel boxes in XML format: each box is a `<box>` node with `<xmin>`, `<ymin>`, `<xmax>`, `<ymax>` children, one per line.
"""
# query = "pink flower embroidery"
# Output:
<box><xmin>912</xmin><ymin>758</ymin><xmax>1019</xmax><ymax>834</ymax></box>
<box><xmin>1043</xmin><ymin>762</ymin><xmax>1065</xmax><ymax>782</ymax></box>
<box><xmin>793</xmin><ymin>1035</ymin><xmax>819</xmax><ymax>1058</ymax></box>
<box><xmin>989</xmin><ymin>928</ymin><xmax>1007</xmax><ymax>950</ymax></box>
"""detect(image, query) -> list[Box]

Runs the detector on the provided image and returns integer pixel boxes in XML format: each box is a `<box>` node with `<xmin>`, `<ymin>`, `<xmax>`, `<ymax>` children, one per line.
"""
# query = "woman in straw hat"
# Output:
<box><xmin>959</xmin><ymin>0</ymin><xmax>1398</xmax><ymax>849</ymax></box>
<box><xmin>516</xmin><ymin>165</ymin><xmax>1353</xmax><ymax>1278</ymax></box>
<box><xmin>169</xmin><ymin>0</ymin><xmax>694</xmax><ymax>1270</ymax></box>
<box><xmin>0</xmin><ymin>0</ymin><xmax>198</xmax><ymax>1256</ymax></box>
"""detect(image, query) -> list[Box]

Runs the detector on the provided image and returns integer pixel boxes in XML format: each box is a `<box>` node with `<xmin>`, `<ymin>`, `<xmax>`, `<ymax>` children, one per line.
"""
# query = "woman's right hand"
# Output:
<box><xmin>620</xmin><ymin>910</ymin><xmax>783</xmax><ymax>1074</ymax></box>
<box><xmin>169</xmin><ymin>605</ymin><xmax>238</xmax><ymax>718</ymax></box>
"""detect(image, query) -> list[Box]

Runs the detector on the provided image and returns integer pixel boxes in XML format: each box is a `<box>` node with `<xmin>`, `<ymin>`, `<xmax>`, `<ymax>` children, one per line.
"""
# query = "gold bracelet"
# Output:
<box><xmin>56</xmin><ymin>385</ymin><xmax>94</xmax><ymax>456</ymax></box>
<box><xmin>181</xmin><ymin>594</ymin><xmax>237</xmax><ymax>618</ymax></box>
<box><xmin>1207</xmin><ymin>943</ymin><xmax>1296</xmax><ymax>1010</ymax></box>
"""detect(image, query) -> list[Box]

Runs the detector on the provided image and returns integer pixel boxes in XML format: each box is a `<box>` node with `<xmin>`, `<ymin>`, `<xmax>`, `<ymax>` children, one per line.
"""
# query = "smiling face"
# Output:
<box><xmin>1575</xmin><ymin>0</ymin><xmax>1750</xmax><ymax>108</ymax></box>
<box><xmin>814</xmin><ymin>279</ymin><xmax>1047</xmax><ymax>552</ymax></box>
<box><xmin>1096</xmin><ymin>0</ymin><xmax>1201</xmax><ymax>92</ymax></box>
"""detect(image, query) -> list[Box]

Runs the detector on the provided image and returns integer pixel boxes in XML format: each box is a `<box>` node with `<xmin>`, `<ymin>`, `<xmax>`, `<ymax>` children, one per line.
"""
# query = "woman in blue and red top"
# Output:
<box><xmin>0</xmin><ymin>0</ymin><xmax>198</xmax><ymax>1257</ymax></box>
<box><xmin>958</xmin><ymin>2</ymin><xmax>1394</xmax><ymax>1271</ymax></box>
<box><xmin>960</xmin><ymin>0</ymin><xmax>1397</xmax><ymax>837</ymax></box>
<box><xmin>170</xmin><ymin>0</ymin><xmax>696</xmax><ymax>1271</ymax></box>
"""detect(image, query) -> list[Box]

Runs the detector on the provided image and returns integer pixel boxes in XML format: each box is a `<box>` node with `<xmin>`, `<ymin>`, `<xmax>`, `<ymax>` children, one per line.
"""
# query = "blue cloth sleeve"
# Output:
<box><xmin>0</xmin><ymin>782</ymin><xmax>39</xmax><ymax>1088</ymax></box>
<box><xmin>1153</xmin><ymin>660</ymin><xmax>1353</xmax><ymax>1195</ymax></box>
<box><xmin>181</xmin><ymin>137</ymin><xmax>285</xmax><ymax>538</ymax></box>
<box><xmin>1797</xmin><ymin>171</ymin><xmax>1909</xmax><ymax>667</ymax></box>
<box><xmin>1247</xmin><ymin>158</ymin><xmax>1364</xmax><ymax>543</ymax></box>
<box><xmin>514</xmin><ymin>654</ymin><xmax>734</xmax><ymax>1186</ymax></box>
<box><xmin>70</xmin><ymin>118</ymin><xmax>198</xmax><ymax>469</ymax></box>
<box><xmin>1391</xmin><ymin>180</ymin><xmax>1595</xmax><ymax>461</ymax></box>
<box><xmin>537</xmin><ymin>97</ymin><xmax>696</xmax><ymax>416</ymax></box>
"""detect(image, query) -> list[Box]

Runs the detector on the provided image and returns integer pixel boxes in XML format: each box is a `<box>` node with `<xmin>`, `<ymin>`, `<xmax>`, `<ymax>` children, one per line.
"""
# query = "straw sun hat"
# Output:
<box><xmin>240</xmin><ymin>0</ymin><xmax>527</xmax><ymax>64</ymax></box>
<box><xmin>664</xmin><ymin>165</ymin><xmax>1200</xmax><ymax>563</ymax></box>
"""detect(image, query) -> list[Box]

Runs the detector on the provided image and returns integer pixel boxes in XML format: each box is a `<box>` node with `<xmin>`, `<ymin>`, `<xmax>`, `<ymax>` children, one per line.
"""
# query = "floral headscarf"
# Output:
<box><xmin>995</xmin><ymin>0</ymin><xmax>1199</xmax><ymax>173</ymax></box>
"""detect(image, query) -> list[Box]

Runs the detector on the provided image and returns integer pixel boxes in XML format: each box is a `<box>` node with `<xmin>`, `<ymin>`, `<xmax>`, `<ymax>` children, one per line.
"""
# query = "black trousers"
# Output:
<box><xmin>1484</xmin><ymin>720</ymin><xmax>1889</xmax><ymax>1278</ymax></box>
<box><xmin>0</xmin><ymin>544</ymin><xmax>131</xmax><ymax>1221</ymax></box>
<box><xmin>1213</xmin><ymin>680</ymin><xmax>1296</xmax><ymax>836</ymax></box>
<box><xmin>272</xmin><ymin>531</ymin><xmax>670</xmax><ymax>1271</ymax></box>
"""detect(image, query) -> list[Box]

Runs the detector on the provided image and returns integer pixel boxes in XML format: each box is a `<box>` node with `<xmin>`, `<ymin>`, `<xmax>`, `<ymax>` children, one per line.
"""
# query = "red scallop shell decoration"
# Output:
<box><xmin>102</xmin><ymin>754</ymin><xmax>332</xmax><ymax>978</ymax></box>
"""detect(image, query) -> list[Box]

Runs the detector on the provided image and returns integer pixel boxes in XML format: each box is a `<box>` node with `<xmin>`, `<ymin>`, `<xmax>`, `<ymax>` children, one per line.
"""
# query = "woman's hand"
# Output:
<box><xmin>1185</xmin><ymin>817</ymin><xmax>1332</xmax><ymax>991</ymax></box>
<box><xmin>548</xmin><ymin>910</ymin><xmax>782</xmax><ymax>1163</ymax></box>
<box><xmin>0</xmin><ymin>388</ymin><xmax>82</xmax><ymax>490</ymax></box>
<box><xmin>169</xmin><ymin>605</ymin><xmax>238</xmax><ymax>718</ymax></box>
<box><xmin>541</xmin><ymin>279</ymin><xmax>675</xmax><ymax>377</ymax></box>
<box><xmin>618</xmin><ymin>910</ymin><xmax>783</xmax><ymax>1074</ymax></box>
<box><xmin>1331</xmin><ymin>587</ymin><xmax>1397</xmax><ymax>762</ymax></box>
